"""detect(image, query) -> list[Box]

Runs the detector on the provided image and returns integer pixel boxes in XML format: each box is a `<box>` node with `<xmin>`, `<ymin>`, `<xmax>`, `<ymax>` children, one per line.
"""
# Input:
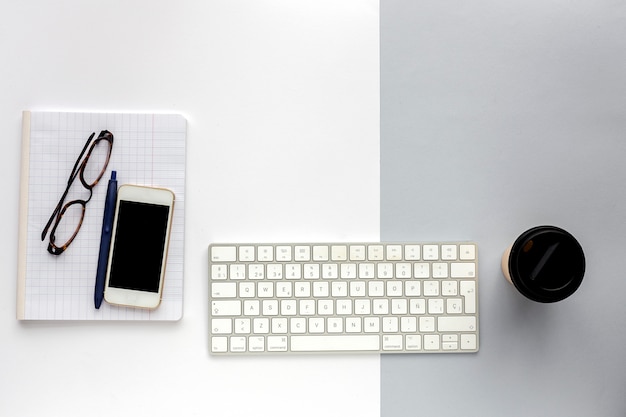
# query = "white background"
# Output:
<box><xmin>0</xmin><ymin>1</ymin><xmax>380</xmax><ymax>416</ymax></box>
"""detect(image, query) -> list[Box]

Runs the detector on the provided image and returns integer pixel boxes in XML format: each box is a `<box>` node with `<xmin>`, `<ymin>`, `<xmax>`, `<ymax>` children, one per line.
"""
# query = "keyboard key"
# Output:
<box><xmin>461</xmin><ymin>334</ymin><xmax>478</xmax><ymax>350</ymax></box>
<box><xmin>276</xmin><ymin>246</ymin><xmax>292</xmax><ymax>261</ymax></box>
<box><xmin>313</xmin><ymin>245</ymin><xmax>329</xmax><ymax>261</ymax></box>
<box><xmin>211</xmin><ymin>265</ymin><xmax>228</xmax><ymax>280</ymax></box>
<box><xmin>423</xmin><ymin>245</ymin><xmax>439</xmax><ymax>260</ymax></box>
<box><xmin>212</xmin><ymin>300</ymin><xmax>241</xmax><ymax>316</ymax></box>
<box><xmin>309</xmin><ymin>317</ymin><xmax>325</xmax><ymax>333</ymax></box>
<box><xmin>355</xmin><ymin>300</ymin><xmax>371</xmax><ymax>315</ymax></box>
<box><xmin>441</xmin><ymin>245</ymin><xmax>457</xmax><ymax>260</ymax></box>
<box><xmin>400</xmin><ymin>316</ymin><xmax>417</xmax><ymax>332</ymax></box>
<box><xmin>432</xmin><ymin>262</ymin><xmax>448</xmax><ymax>278</ymax></box>
<box><xmin>336</xmin><ymin>299</ymin><xmax>352</xmax><ymax>314</ymax></box>
<box><xmin>291</xmin><ymin>335</ymin><xmax>380</xmax><ymax>352</ymax></box>
<box><xmin>340</xmin><ymin>264</ymin><xmax>357</xmax><ymax>279</ymax></box>
<box><xmin>424</xmin><ymin>334</ymin><xmax>440</xmax><ymax>350</ymax></box>
<box><xmin>276</xmin><ymin>282</ymin><xmax>292</xmax><ymax>297</ymax></box>
<box><xmin>414</xmin><ymin>263</ymin><xmax>430</xmax><ymax>278</ymax></box>
<box><xmin>459</xmin><ymin>244</ymin><xmax>476</xmax><ymax>260</ymax></box>
<box><xmin>212</xmin><ymin>282</ymin><xmax>237</xmax><ymax>298</ymax></box>
<box><xmin>331</xmin><ymin>245</ymin><xmax>348</xmax><ymax>261</ymax></box>
<box><xmin>211</xmin><ymin>318</ymin><xmax>232</xmax><ymax>334</ymax></box>
<box><xmin>368</xmin><ymin>281</ymin><xmax>384</xmax><ymax>296</ymax></box>
<box><xmin>254</xmin><ymin>318</ymin><xmax>270</xmax><ymax>333</ymax></box>
<box><xmin>267</xmin><ymin>264</ymin><xmax>283</xmax><ymax>279</ymax></box>
<box><xmin>322</xmin><ymin>264</ymin><xmax>338</xmax><ymax>279</ymax></box>
<box><xmin>249</xmin><ymin>264</ymin><xmax>265</xmax><ymax>280</ymax></box>
<box><xmin>367</xmin><ymin>245</ymin><xmax>384</xmax><ymax>260</ymax></box>
<box><xmin>377</xmin><ymin>263</ymin><xmax>394</xmax><ymax>279</ymax></box>
<box><xmin>257</xmin><ymin>246</ymin><xmax>274</xmax><ymax>261</ymax></box>
<box><xmin>423</xmin><ymin>281</ymin><xmax>439</xmax><ymax>296</ymax></box>
<box><xmin>285</xmin><ymin>264</ymin><xmax>301</xmax><ymax>279</ymax></box>
<box><xmin>239</xmin><ymin>282</ymin><xmax>255</xmax><ymax>298</ymax></box>
<box><xmin>451</xmin><ymin>262</ymin><xmax>476</xmax><ymax>278</ymax></box>
<box><xmin>382</xmin><ymin>317</ymin><xmax>399</xmax><ymax>333</ymax></box>
<box><xmin>249</xmin><ymin>336</ymin><xmax>265</xmax><ymax>352</ymax></box>
<box><xmin>268</xmin><ymin>336</ymin><xmax>288</xmax><ymax>352</ymax></box>
<box><xmin>313</xmin><ymin>282</ymin><xmax>329</xmax><ymax>297</ymax></box>
<box><xmin>396</xmin><ymin>263</ymin><xmax>412</xmax><ymax>279</ymax></box>
<box><xmin>410</xmin><ymin>299</ymin><xmax>425</xmax><ymax>315</ymax></box>
<box><xmin>243</xmin><ymin>300</ymin><xmax>259</xmax><ymax>315</ymax></box>
<box><xmin>405</xmin><ymin>281</ymin><xmax>421</xmax><ymax>296</ymax></box>
<box><xmin>359</xmin><ymin>263</ymin><xmax>375</xmax><ymax>279</ymax></box>
<box><xmin>350</xmin><ymin>282</ymin><xmax>366</xmax><ymax>297</ymax></box>
<box><xmin>437</xmin><ymin>316</ymin><xmax>477</xmax><ymax>332</ymax></box>
<box><xmin>239</xmin><ymin>246</ymin><xmax>255</xmax><ymax>261</ymax></box>
<box><xmin>419</xmin><ymin>316</ymin><xmax>435</xmax><ymax>332</ymax></box>
<box><xmin>387</xmin><ymin>281</ymin><xmax>403</xmax><ymax>297</ymax></box>
<box><xmin>211</xmin><ymin>337</ymin><xmax>228</xmax><ymax>352</ymax></box>
<box><xmin>364</xmin><ymin>317</ymin><xmax>380</xmax><ymax>332</ymax></box>
<box><xmin>447</xmin><ymin>298</ymin><xmax>463</xmax><ymax>314</ymax></box>
<box><xmin>404</xmin><ymin>245</ymin><xmax>420</xmax><ymax>260</ymax></box>
<box><xmin>211</xmin><ymin>246</ymin><xmax>237</xmax><ymax>262</ymax></box>
<box><xmin>294</xmin><ymin>246</ymin><xmax>310</xmax><ymax>261</ymax></box>
<box><xmin>229</xmin><ymin>264</ymin><xmax>246</xmax><ymax>280</ymax></box>
<box><xmin>290</xmin><ymin>318</ymin><xmax>306</xmax><ymax>333</ymax></box>
<box><xmin>406</xmin><ymin>334</ymin><xmax>421</xmax><ymax>350</ymax></box>
<box><xmin>442</xmin><ymin>281</ymin><xmax>458</xmax><ymax>296</ymax></box>
<box><xmin>386</xmin><ymin>245</ymin><xmax>403</xmax><ymax>260</ymax></box>
<box><xmin>428</xmin><ymin>299</ymin><xmax>444</xmax><ymax>314</ymax></box>
<box><xmin>271</xmin><ymin>320</ymin><xmax>288</xmax><ymax>334</ymax></box>
<box><xmin>304</xmin><ymin>264</ymin><xmax>320</xmax><ymax>279</ymax></box>
<box><xmin>382</xmin><ymin>335</ymin><xmax>403</xmax><ymax>350</ymax></box>
<box><xmin>373</xmin><ymin>299</ymin><xmax>389</xmax><ymax>314</ymax></box>
<box><xmin>234</xmin><ymin>318</ymin><xmax>250</xmax><ymax>333</ymax></box>
<box><xmin>349</xmin><ymin>245</ymin><xmax>366</xmax><ymax>261</ymax></box>
<box><xmin>460</xmin><ymin>280</ymin><xmax>477</xmax><ymax>314</ymax></box>
<box><xmin>294</xmin><ymin>282</ymin><xmax>311</xmax><ymax>297</ymax></box>
<box><xmin>332</xmin><ymin>282</ymin><xmax>348</xmax><ymax>297</ymax></box>
<box><xmin>230</xmin><ymin>336</ymin><xmax>247</xmax><ymax>352</ymax></box>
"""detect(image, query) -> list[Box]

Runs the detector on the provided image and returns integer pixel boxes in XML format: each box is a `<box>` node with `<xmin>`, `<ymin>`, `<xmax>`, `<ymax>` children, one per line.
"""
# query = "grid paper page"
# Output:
<box><xmin>18</xmin><ymin>111</ymin><xmax>186</xmax><ymax>320</ymax></box>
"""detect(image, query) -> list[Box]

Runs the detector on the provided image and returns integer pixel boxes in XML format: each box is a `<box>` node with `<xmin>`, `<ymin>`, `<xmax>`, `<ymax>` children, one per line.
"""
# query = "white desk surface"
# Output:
<box><xmin>0</xmin><ymin>2</ymin><xmax>380</xmax><ymax>416</ymax></box>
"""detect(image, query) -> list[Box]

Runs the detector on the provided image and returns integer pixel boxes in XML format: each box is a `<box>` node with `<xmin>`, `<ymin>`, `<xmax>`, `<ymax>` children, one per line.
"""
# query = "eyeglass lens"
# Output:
<box><xmin>80</xmin><ymin>135</ymin><xmax>113</xmax><ymax>188</ymax></box>
<box><xmin>49</xmin><ymin>201</ymin><xmax>86</xmax><ymax>251</ymax></box>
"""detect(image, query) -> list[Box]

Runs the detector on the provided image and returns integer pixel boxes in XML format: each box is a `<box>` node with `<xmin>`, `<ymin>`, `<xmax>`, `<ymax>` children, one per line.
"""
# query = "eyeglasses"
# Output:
<box><xmin>41</xmin><ymin>130</ymin><xmax>114</xmax><ymax>255</ymax></box>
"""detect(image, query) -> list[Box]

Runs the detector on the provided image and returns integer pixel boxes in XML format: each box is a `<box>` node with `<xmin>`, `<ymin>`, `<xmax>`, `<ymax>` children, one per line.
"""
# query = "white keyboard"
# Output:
<box><xmin>209</xmin><ymin>242</ymin><xmax>479</xmax><ymax>354</ymax></box>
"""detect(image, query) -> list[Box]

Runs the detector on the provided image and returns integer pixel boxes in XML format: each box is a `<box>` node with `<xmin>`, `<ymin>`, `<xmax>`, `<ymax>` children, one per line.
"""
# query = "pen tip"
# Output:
<box><xmin>111</xmin><ymin>171</ymin><xmax>117</xmax><ymax>180</ymax></box>
<box><xmin>95</xmin><ymin>293</ymin><xmax>103</xmax><ymax>309</ymax></box>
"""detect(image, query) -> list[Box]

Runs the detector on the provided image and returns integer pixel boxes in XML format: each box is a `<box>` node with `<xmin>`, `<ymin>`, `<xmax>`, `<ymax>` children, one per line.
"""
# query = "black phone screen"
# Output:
<box><xmin>108</xmin><ymin>200</ymin><xmax>170</xmax><ymax>292</ymax></box>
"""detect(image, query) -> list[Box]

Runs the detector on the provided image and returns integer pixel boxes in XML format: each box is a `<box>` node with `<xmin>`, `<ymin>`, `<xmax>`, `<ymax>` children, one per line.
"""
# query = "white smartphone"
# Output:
<box><xmin>104</xmin><ymin>184</ymin><xmax>175</xmax><ymax>309</ymax></box>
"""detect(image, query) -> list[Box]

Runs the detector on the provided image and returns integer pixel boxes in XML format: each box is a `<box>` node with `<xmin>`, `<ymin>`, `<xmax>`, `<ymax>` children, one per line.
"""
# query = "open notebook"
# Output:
<box><xmin>17</xmin><ymin>111</ymin><xmax>186</xmax><ymax>320</ymax></box>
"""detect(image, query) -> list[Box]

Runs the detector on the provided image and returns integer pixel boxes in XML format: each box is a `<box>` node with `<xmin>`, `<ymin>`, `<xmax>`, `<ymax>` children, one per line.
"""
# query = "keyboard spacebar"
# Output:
<box><xmin>291</xmin><ymin>335</ymin><xmax>380</xmax><ymax>352</ymax></box>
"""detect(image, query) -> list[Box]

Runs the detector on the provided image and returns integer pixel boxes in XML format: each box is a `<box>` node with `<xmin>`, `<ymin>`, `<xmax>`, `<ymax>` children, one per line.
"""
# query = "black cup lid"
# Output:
<box><xmin>508</xmin><ymin>226</ymin><xmax>585</xmax><ymax>303</ymax></box>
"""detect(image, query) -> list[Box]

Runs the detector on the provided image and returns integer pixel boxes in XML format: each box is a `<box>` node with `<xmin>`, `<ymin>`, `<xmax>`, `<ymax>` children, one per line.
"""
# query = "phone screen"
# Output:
<box><xmin>108</xmin><ymin>200</ymin><xmax>171</xmax><ymax>293</ymax></box>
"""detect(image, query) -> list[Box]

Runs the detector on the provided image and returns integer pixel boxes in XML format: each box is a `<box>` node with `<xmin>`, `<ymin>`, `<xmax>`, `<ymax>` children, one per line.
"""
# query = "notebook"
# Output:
<box><xmin>17</xmin><ymin>111</ymin><xmax>186</xmax><ymax>320</ymax></box>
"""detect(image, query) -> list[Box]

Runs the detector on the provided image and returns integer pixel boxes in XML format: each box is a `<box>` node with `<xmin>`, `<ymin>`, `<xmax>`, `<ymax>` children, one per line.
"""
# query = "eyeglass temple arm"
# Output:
<box><xmin>67</xmin><ymin>132</ymin><xmax>96</xmax><ymax>185</ymax></box>
<box><xmin>41</xmin><ymin>185</ymin><xmax>72</xmax><ymax>241</ymax></box>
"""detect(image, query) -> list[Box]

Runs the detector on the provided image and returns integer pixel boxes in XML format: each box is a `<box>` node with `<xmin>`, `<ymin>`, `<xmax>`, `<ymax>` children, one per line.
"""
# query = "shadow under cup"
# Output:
<box><xmin>501</xmin><ymin>226</ymin><xmax>586</xmax><ymax>303</ymax></box>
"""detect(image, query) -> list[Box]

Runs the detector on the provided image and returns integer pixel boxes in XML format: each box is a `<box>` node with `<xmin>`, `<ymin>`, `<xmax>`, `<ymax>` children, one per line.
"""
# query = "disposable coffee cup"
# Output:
<box><xmin>501</xmin><ymin>226</ymin><xmax>585</xmax><ymax>303</ymax></box>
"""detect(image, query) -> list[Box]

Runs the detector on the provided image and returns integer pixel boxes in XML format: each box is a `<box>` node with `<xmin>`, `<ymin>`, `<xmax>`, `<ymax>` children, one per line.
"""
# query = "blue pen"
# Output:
<box><xmin>94</xmin><ymin>171</ymin><xmax>118</xmax><ymax>309</ymax></box>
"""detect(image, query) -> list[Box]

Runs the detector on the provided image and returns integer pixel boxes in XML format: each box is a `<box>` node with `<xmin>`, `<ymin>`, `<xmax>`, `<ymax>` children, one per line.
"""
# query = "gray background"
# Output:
<box><xmin>381</xmin><ymin>1</ymin><xmax>626</xmax><ymax>416</ymax></box>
